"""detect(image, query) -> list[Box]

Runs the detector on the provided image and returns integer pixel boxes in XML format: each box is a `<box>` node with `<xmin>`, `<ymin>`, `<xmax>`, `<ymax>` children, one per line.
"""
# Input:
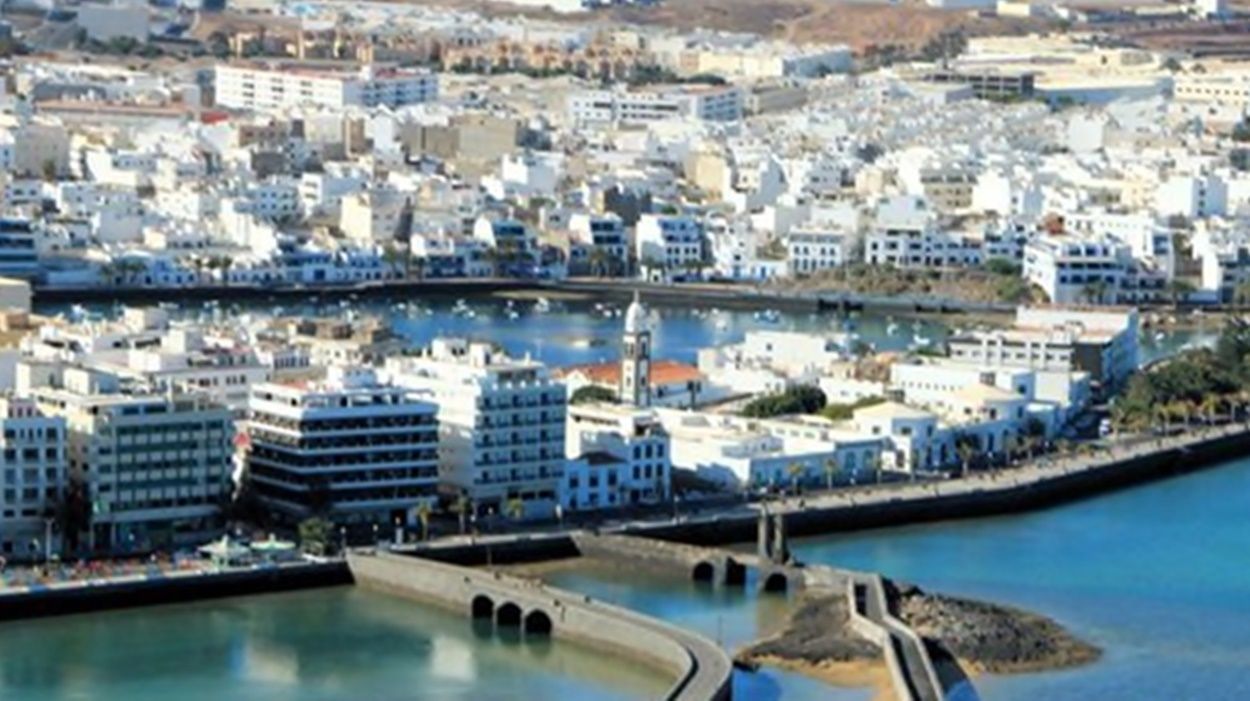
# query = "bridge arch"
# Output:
<box><xmin>692</xmin><ymin>560</ymin><xmax>716</xmax><ymax>583</ymax></box>
<box><xmin>762</xmin><ymin>571</ymin><xmax>789</xmax><ymax>593</ymax></box>
<box><xmin>470</xmin><ymin>594</ymin><xmax>495</xmax><ymax>620</ymax></box>
<box><xmin>496</xmin><ymin>601</ymin><xmax>523</xmax><ymax>627</ymax></box>
<box><xmin>524</xmin><ymin>609</ymin><xmax>553</xmax><ymax>636</ymax></box>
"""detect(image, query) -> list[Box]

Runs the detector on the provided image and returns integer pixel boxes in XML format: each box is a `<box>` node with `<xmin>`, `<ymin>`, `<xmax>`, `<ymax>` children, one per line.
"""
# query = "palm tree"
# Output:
<box><xmin>867</xmin><ymin>452</ymin><xmax>883</xmax><ymax>485</ymax></box>
<box><xmin>785</xmin><ymin>462</ymin><xmax>804</xmax><ymax>495</ymax></box>
<box><xmin>97</xmin><ymin>262</ymin><xmax>117</xmax><ymax>286</ymax></box>
<box><xmin>505</xmin><ymin>496</ymin><xmax>525</xmax><ymax>521</ymax></box>
<box><xmin>955</xmin><ymin>435</ymin><xmax>978</xmax><ymax>478</ymax></box>
<box><xmin>1080</xmin><ymin>279</ymin><xmax>1109</xmax><ymax>305</ymax></box>
<box><xmin>382</xmin><ymin>246</ymin><xmax>407</xmax><ymax>279</ymax></box>
<box><xmin>1199</xmin><ymin>395</ymin><xmax>1220</xmax><ymax>425</ymax></box>
<box><xmin>416</xmin><ymin>502</ymin><xmax>431</xmax><ymax>541</ymax></box>
<box><xmin>822</xmin><ymin>456</ymin><xmax>840</xmax><ymax>491</ymax></box>
<box><xmin>1166</xmin><ymin>278</ymin><xmax>1195</xmax><ymax>309</ymax></box>
<box><xmin>1234</xmin><ymin>281</ymin><xmax>1250</xmax><ymax>309</ymax></box>
<box><xmin>451</xmin><ymin>495</ymin><xmax>469</xmax><ymax>535</ymax></box>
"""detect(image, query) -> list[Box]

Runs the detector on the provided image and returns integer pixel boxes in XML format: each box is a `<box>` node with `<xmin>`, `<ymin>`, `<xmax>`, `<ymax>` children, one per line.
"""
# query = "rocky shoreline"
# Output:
<box><xmin>889</xmin><ymin>580</ymin><xmax>1101</xmax><ymax>675</ymax></box>
<box><xmin>737</xmin><ymin>581</ymin><xmax>1099</xmax><ymax>693</ymax></box>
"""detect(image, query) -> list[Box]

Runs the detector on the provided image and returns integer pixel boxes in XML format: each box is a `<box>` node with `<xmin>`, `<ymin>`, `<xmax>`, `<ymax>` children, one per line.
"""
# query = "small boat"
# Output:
<box><xmin>913</xmin><ymin>334</ymin><xmax>932</xmax><ymax>347</ymax></box>
<box><xmin>534</xmin><ymin>297</ymin><xmax>551</xmax><ymax>314</ymax></box>
<box><xmin>754</xmin><ymin>309</ymin><xmax>781</xmax><ymax>323</ymax></box>
<box><xmin>506</xmin><ymin>309</ymin><xmax>520</xmax><ymax>320</ymax></box>
<box><xmin>1153</xmin><ymin>331</ymin><xmax>1166</xmax><ymax>342</ymax></box>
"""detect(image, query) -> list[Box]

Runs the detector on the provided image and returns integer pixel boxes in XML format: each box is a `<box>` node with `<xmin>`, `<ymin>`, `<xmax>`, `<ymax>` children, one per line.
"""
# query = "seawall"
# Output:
<box><xmin>624</xmin><ymin>425</ymin><xmax>1250</xmax><ymax>547</ymax></box>
<box><xmin>348</xmin><ymin>549</ymin><xmax>733</xmax><ymax>701</ymax></box>
<box><xmin>29</xmin><ymin>278</ymin><xmax>1010</xmax><ymax>316</ymax></box>
<box><xmin>0</xmin><ymin>561</ymin><xmax>351</xmax><ymax>622</ymax></box>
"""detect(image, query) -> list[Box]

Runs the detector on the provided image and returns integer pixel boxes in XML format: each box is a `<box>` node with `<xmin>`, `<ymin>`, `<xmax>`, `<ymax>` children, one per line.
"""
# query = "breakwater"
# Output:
<box><xmin>348</xmin><ymin>549</ymin><xmax>734</xmax><ymax>701</ymax></box>
<box><xmin>0</xmin><ymin>561</ymin><xmax>351</xmax><ymax>622</ymax></box>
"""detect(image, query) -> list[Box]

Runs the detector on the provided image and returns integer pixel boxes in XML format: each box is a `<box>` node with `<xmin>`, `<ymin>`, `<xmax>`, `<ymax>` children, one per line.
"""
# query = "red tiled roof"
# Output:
<box><xmin>555</xmin><ymin>359</ymin><xmax>702</xmax><ymax>387</ymax></box>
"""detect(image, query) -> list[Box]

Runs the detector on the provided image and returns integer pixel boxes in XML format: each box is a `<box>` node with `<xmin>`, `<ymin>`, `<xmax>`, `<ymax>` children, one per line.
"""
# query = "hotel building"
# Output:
<box><xmin>244</xmin><ymin>367</ymin><xmax>439</xmax><ymax>527</ymax></box>
<box><xmin>386</xmin><ymin>339</ymin><xmax>567</xmax><ymax>519</ymax></box>
<box><xmin>23</xmin><ymin>362</ymin><xmax>234</xmax><ymax>554</ymax></box>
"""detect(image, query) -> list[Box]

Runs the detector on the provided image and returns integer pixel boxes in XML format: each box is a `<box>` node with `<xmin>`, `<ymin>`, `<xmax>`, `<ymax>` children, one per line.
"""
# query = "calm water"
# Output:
<box><xmin>791</xmin><ymin>456</ymin><xmax>1250</xmax><ymax>701</ymax></box>
<box><xmin>37</xmin><ymin>295</ymin><xmax>1210</xmax><ymax>368</ymax></box>
<box><xmin>0</xmin><ymin>587</ymin><xmax>670</xmax><ymax>701</ymax></box>
<box><xmin>548</xmin><ymin>456</ymin><xmax>1250</xmax><ymax>700</ymax></box>
<box><xmin>542</xmin><ymin>562</ymin><xmax>871</xmax><ymax>701</ymax></box>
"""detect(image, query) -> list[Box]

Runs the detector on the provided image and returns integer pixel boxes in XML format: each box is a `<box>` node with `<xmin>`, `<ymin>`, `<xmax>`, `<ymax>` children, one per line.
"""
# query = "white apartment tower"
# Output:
<box><xmin>386</xmin><ymin>339</ymin><xmax>567</xmax><ymax>519</ymax></box>
<box><xmin>244</xmin><ymin>367</ymin><xmax>440</xmax><ymax>527</ymax></box>
<box><xmin>0</xmin><ymin>397</ymin><xmax>67</xmax><ymax>561</ymax></box>
<box><xmin>620</xmin><ymin>293</ymin><xmax>652</xmax><ymax>407</ymax></box>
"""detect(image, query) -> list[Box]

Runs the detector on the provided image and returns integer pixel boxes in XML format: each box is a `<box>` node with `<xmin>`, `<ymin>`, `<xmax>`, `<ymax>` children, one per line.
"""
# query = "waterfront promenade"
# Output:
<box><xmin>600</xmin><ymin>420</ymin><xmax>1250</xmax><ymax>546</ymax></box>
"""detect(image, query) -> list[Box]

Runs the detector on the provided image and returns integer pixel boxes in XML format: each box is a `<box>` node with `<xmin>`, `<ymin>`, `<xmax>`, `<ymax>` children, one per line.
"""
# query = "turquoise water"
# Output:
<box><xmin>542</xmin><ymin>563</ymin><xmax>871</xmax><ymax>701</ymax></box>
<box><xmin>0</xmin><ymin>587</ymin><xmax>669</xmax><ymax>701</ymax></box>
<box><xmin>547</xmin><ymin>457</ymin><xmax>1250</xmax><ymax>700</ymax></box>
<box><xmin>791</xmin><ymin>457</ymin><xmax>1250</xmax><ymax>700</ymax></box>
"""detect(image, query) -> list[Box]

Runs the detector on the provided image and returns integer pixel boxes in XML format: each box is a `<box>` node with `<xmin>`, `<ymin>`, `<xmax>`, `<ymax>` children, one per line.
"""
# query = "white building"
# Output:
<box><xmin>562</xmin><ymin>403</ymin><xmax>670</xmax><ymax>511</ymax></box>
<box><xmin>0</xmin><ymin>397</ymin><xmax>67</xmax><ymax>562</ymax></box>
<box><xmin>635</xmin><ymin>214</ymin><xmax>704</xmax><ymax>275</ymax></box>
<box><xmin>786</xmin><ymin>226</ymin><xmax>848</xmax><ymax>276</ymax></box>
<box><xmin>569</xmin><ymin>84</ymin><xmax>743</xmax><ymax>127</ymax></box>
<box><xmin>244</xmin><ymin>367</ymin><xmax>440</xmax><ymax>527</ymax></box>
<box><xmin>947</xmin><ymin>306</ymin><xmax>1139</xmax><ymax>391</ymax></box>
<box><xmin>1023</xmin><ymin>234</ymin><xmax>1133</xmax><ymax>305</ymax></box>
<box><xmin>387</xmin><ymin>339</ymin><xmax>567</xmax><ymax>519</ymax></box>
<box><xmin>24</xmin><ymin>363</ymin><xmax>234</xmax><ymax>554</ymax></box>
<box><xmin>215</xmin><ymin>63</ymin><xmax>438</xmax><ymax>112</ymax></box>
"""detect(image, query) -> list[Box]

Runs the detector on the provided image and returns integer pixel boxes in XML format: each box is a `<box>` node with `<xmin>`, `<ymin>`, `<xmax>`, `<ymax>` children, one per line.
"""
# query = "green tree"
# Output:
<box><xmin>741</xmin><ymin>385</ymin><xmax>827</xmax><ymax>418</ymax></box>
<box><xmin>298</xmin><ymin>517</ymin><xmax>332</xmax><ymax>556</ymax></box>
<box><xmin>785</xmin><ymin>462</ymin><xmax>804</xmax><ymax>495</ymax></box>
<box><xmin>571</xmin><ymin>385</ymin><xmax>617</xmax><ymax>405</ymax></box>
<box><xmin>505</xmin><ymin>496</ymin><xmax>525</xmax><ymax>521</ymax></box>
<box><xmin>823</xmin><ymin>456</ymin><xmax>840</xmax><ymax>491</ymax></box>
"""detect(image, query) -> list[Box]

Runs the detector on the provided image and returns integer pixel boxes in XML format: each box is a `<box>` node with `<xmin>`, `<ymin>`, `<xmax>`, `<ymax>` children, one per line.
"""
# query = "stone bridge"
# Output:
<box><xmin>348</xmin><ymin>550</ymin><xmax>733</xmax><ymax>701</ymax></box>
<box><xmin>574</xmin><ymin>532</ymin><xmax>800</xmax><ymax>593</ymax></box>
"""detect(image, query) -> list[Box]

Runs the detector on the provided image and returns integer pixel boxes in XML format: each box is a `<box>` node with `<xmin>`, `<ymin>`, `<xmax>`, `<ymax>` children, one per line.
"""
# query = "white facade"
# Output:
<box><xmin>569</xmin><ymin>85</ymin><xmax>743</xmax><ymax>127</ymax></box>
<box><xmin>215</xmin><ymin>64</ymin><xmax>438</xmax><ymax>112</ymax></box>
<box><xmin>245</xmin><ymin>367</ymin><xmax>440</xmax><ymax>526</ymax></box>
<box><xmin>387</xmin><ymin>339</ymin><xmax>567</xmax><ymax>519</ymax></box>
<box><xmin>635</xmin><ymin>214</ymin><xmax>704</xmax><ymax>272</ymax></box>
<box><xmin>0</xmin><ymin>398</ymin><xmax>66</xmax><ymax>561</ymax></box>
<box><xmin>562</xmin><ymin>404</ymin><xmax>670</xmax><ymax>511</ymax></box>
<box><xmin>25</xmin><ymin>364</ymin><xmax>234</xmax><ymax>554</ymax></box>
<box><xmin>1023</xmin><ymin>234</ymin><xmax>1132</xmax><ymax>305</ymax></box>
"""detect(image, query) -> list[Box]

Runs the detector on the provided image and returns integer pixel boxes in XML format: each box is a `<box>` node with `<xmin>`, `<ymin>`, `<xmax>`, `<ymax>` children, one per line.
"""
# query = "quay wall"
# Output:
<box><xmin>0</xmin><ymin>561</ymin><xmax>351</xmax><ymax>622</ymax></box>
<box><xmin>30</xmin><ymin>278</ymin><xmax>1010</xmax><ymax>316</ymax></box>
<box><xmin>629</xmin><ymin>426</ymin><xmax>1250</xmax><ymax>547</ymax></box>
<box><xmin>348</xmin><ymin>550</ymin><xmax>733</xmax><ymax>701</ymax></box>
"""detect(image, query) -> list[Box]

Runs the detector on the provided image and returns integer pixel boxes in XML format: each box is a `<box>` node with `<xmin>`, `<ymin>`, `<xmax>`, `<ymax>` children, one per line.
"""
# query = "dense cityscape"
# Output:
<box><xmin>0</xmin><ymin>0</ymin><xmax>1249</xmax><ymax>698</ymax></box>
